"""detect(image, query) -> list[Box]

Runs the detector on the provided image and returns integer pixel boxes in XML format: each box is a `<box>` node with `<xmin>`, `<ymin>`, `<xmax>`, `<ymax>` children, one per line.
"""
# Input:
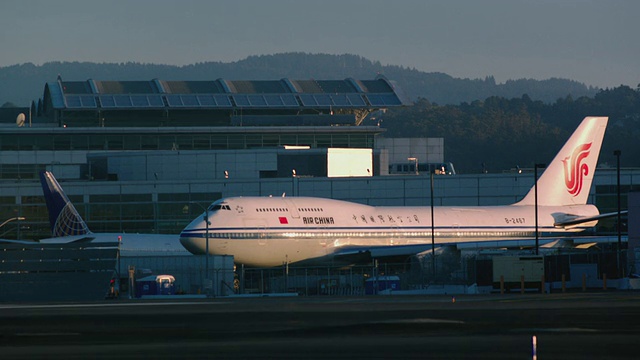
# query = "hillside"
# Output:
<box><xmin>380</xmin><ymin>86</ymin><xmax>640</xmax><ymax>172</ymax></box>
<box><xmin>0</xmin><ymin>53</ymin><xmax>598</xmax><ymax>107</ymax></box>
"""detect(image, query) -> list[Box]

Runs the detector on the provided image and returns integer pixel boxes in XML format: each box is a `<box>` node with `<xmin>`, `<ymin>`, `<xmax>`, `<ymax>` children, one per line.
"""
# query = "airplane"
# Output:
<box><xmin>38</xmin><ymin>171</ymin><xmax>189</xmax><ymax>256</ymax></box>
<box><xmin>179</xmin><ymin>116</ymin><xmax>623</xmax><ymax>267</ymax></box>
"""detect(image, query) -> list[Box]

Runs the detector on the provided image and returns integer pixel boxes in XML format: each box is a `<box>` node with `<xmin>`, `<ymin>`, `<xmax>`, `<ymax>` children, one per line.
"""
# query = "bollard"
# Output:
<box><xmin>561</xmin><ymin>274</ymin><xmax>566</xmax><ymax>293</ymax></box>
<box><xmin>532</xmin><ymin>335</ymin><xmax>537</xmax><ymax>360</ymax></box>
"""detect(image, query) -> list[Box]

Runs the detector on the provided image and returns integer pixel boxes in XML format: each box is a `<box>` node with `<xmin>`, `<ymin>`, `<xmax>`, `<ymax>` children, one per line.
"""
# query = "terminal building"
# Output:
<box><xmin>0</xmin><ymin>75</ymin><xmax>637</xmax><ymax>297</ymax></box>
<box><xmin>0</xmin><ymin>75</ymin><xmax>415</xmax><ymax>238</ymax></box>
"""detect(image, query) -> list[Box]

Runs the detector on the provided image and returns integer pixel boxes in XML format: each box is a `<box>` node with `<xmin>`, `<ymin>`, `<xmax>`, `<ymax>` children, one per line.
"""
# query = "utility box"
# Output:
<box><xmin>365</xmin><ymin>276</ymin><xmax>401</xmax><ymax>295</ymax></box>
<box><xmin>492</xmin><ymin>256</ymin><xmax>544</xmax><ymax>290</ymax></box>
<box><xmin>136</xmin><ymin>274</ymin><xmax>175</xmax><ymax>297</ymax></box>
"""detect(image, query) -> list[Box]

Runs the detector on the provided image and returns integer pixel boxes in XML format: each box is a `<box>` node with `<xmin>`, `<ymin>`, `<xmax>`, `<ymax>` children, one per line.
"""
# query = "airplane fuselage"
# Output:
<box><xmin>179</xmin><ymin>196</ymin><xmax>599</xmax><ymax>267</ymax></box>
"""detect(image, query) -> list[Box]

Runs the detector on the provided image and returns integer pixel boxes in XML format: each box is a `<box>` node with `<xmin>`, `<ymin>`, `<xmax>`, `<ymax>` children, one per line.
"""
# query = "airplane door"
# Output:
<box><xmin>390</xmin><ymin>224</ymin><xmax>399</xmax><ymax>245</ymax></box>
<box><xmin>257</xmin><ymin>226</ymin><xmax>267</xmax><ymax>245</ymax></box>
<box><xmin>242</xmin><ymin>219</ymin><xmax>268</xmax><ymax>245</ymax></box>
<box><xmin>284</xmin><ymin>199</ymin><xmax>300</xmax><ymax>219</ymax></box>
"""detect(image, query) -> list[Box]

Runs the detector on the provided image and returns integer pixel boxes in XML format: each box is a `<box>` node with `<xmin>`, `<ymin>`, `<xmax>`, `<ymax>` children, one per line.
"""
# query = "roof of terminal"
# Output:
<box><xmin>44</xmin><ymin>76</ymin><xmax>409</xmax><ymax>111</ymax></box>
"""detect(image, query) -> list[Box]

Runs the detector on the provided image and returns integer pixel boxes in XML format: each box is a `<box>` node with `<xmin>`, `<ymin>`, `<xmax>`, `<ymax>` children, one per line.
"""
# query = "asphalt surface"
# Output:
<box><xmin>1</xmin><ymin>292</ymin><xmax>639</xmax><ymax>359</ymax></box>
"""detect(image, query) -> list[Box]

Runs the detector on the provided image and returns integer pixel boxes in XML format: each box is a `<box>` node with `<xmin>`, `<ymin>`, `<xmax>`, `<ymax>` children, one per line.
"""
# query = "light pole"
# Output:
<box><xmin>204</xmin><ymin>208</ymin><xmax>209</xmax><ymax>283</ymax></box>
<box><xmin>408</xmin><ymin>157</ymin><xmax>418</xmax><ymax>175</ymax></box>
<box><xmin>430</xmin><ymin>170</ymin><xmax>435</xmax><ymax>277</ymax></box>
<box><xmin>614</xmin><ymin>150</ymin><xmax>622</xmax><ymax>277</ymax></box>
<box><xmin>534</xmin><ymin>163</ymin><xmax>546</xmax><ymax>255</ymax></box>
<box><xmin>0</xmin><ymin>216</ymin><xmax>25</xmax><ymax>240</ymax></box>
<box><xmin>292</xmin><ymin>169</ymin><xmax>297</xmax><ymax>196</ymax></box>
<box><xmin>0</xmin><ymin>216</ymin><xmax>25</xmax><ymax>229</ymax></box>
<box><xmin>0</xmin><ymin>217</ymin><xmax>25</xmax><ymax>238</ymax></box>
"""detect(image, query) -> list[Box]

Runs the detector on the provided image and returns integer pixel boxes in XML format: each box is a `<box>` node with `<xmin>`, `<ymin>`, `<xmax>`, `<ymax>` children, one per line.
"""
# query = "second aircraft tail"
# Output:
<box><xmin>39</xmin><ymin>171</ymin><xmax>91</xmax><ymax>237</ymax></box>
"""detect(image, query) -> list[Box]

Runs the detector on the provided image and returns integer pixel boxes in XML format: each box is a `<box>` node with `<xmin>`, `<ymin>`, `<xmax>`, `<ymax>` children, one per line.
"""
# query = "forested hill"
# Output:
<box><xmin>380</xmin><ymin>86</ymin><xmax>640</xmax><ymax>173</ymax></box>
<box><xmin>3</xmin><ymin>53</ymin><xmax>635</xmax><ymax>173</ymax></box>
<box><xmin>0</xmin><ymin>53</ymin><xmax>598</xmax><ymax>106</ymax></box>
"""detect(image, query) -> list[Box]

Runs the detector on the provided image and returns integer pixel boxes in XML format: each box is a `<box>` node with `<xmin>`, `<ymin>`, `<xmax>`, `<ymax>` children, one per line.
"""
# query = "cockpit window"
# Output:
<box><xmin>208</xmin><ymin>204</ymin><xmax>231</xmax><ymax>211</ymax></box>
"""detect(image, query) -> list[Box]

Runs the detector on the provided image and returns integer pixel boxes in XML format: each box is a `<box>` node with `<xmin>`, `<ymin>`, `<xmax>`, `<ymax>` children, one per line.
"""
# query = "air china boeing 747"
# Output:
<box><xmin>180</xmin><ymin>117</ymin><xmax>613</xmax><ymax>267</ymax></box>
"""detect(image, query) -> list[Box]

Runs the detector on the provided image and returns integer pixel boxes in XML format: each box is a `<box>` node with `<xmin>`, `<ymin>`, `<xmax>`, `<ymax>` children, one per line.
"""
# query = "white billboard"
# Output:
<box><xmin>327</xmin><ymin>148</ymin><xmax>373</xmax><ymax>177</ymax></box>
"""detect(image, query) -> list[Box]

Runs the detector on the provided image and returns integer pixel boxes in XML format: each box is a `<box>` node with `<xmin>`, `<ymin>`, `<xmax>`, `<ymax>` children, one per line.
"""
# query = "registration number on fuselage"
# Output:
<box><xmin>504</xmin><ymin>217</ymin><xmax>526</xmax><ymax>224</ymax></box>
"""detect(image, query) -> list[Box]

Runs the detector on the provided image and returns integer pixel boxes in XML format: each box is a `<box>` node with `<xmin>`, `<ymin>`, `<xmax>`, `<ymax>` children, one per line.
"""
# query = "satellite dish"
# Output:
<box><xmin>16</xmin><ymin>113</ymin><xmax>26</xmax><ymax>127</ymax></box>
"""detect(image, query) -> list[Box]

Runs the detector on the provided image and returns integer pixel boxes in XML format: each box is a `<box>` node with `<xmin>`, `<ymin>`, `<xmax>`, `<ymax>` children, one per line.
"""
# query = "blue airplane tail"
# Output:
<box><xmin>39</xmin><ymin>171</ymin><xmax>91</xmax><ymax>237</ymax></box>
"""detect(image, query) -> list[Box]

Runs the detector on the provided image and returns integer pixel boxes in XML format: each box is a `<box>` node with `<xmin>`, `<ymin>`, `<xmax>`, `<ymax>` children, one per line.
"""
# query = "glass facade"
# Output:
<box><xmin>0</xmin><ymin>131</ymin><xmax>375</xmax><ymax>152</ymax></box>
<box><xmin>0</xmin><ymin>191</ymin><xmax>222</xmax><ymax>240</ymax></box>
<box><xmin>0</xmin><ymin>173</ymin><xmax>634</xmax><ymax>241</ymax></box>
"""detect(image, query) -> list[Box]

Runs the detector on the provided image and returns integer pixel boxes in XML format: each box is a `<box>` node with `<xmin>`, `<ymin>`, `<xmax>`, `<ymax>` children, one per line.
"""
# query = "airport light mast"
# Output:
<box><xmin>614</xmin><ymin>150</ymin><xmax>622</xmax><ymax>277</ymax></box>
<box><xmin>534</xmin><ymin>163</ymin><xmax>546</xmax><ymax>255</ymax></box>
<box><xmin>0</xmin><ymin>216</ymin><xmax>25</xmax><ymax>238</ymax></box>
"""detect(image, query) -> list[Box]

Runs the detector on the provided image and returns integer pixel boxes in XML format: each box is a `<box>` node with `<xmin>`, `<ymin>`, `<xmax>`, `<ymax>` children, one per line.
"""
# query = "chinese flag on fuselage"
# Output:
<box><xmin>279</xmin><ymin>217</ymin><xmax>288</xmax><ymax>224</ymax></box>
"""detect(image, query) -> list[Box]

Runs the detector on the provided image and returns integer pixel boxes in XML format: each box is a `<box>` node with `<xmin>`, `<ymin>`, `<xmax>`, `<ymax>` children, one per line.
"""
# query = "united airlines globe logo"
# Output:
<box><xmin>562</xmin><ymin>142</ymin><xmax>592</xmax><ymax>196</ymax></box>
<box><xmin>54</xmin><ymin>203</ymin><xmax>90</xmax><ymax>237</ymax></box>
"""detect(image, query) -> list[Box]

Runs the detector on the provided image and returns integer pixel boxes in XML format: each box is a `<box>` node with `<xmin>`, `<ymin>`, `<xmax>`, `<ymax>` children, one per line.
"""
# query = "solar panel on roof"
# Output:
<box><xmin>214</xmin><ymin>95</ymin><xmax>232</xmax><ymax>107</ymax></box>
<box><xmin>330</xmin><ymin>94</ymin><xmax>349</xmax><ymax>106</ymax></box>
<box><xmin>81</xmin><ymin>95</ymin><xmax>97</xmax><ymax>107</ymax></box>
<box><xmin>264</xmin><ymin>95</ymin><xmax>284</xmax><ymax>106</ymax></box>
<box><xmin>297</xmin><ymin>94</ymin><xmax>317</xmax><ymax>106</ymax></box>
<box><xmin>128</xmin><ymin>95</ymin><xmax>164</xmax><ymax>107</ymax></box>
<box><xmin>213</xmin><ymin>95</ymin><xmax>231</xmax><ymax>107</ymax></box>
<box><xmin>379</xmin><ymin>94</ymin><xmax>402</xmax><ymax>105</ymax></box>
<box><xmin>365</xmin><ymin>94</ymin><xmax>384</xmax><ymax>106</ymax></box>
<box><xmin>65</xmin><ymin>95</ymin><xmax>98</xmax><ymax>108</ymax></box>
<box><xmin>166</xmin><ymin>95</ymin><xmax>184</xmax><ymax>107</ymax></box>
<box><xmin>247</xmin><ymin>95</ymin><xmax>267</xmax><ymax>107</ymax></box>
<box><xmin>365</xmin><ymin>94</ymin><xmax>402</xmax><ymax>106</ymax></box>
<box><xmin>232</xmin><ymin>95</ymin><xmax>250</xmax><ymax>107</ymax></box>
<box><xmin>131</xmin><ymin>95</ymin><xmax>150</xmax><ymax>107</ymax></box>
<box><xmin>53</xmin><ymin>78</ymin><xmax>404</xmax><ymax>112</ymax></box>
<box><xmin>314</xmin><ymin>94</ymin><xmax>332</xmax><ymax>106</ymax></box>
<box><xmin>181</xmin><ymin>95</ymin><xmax>199</xmax><ymax>106</ymax></box>
<box><xmin>114</xmin><ymin>95</ymin><xmax>133</xmax><ymax>107</ymax></box>
<box><xmin>99</xmin><ymin>95</ymin><xmax>116</xmax><ymax>108</ymax></box>
<box><xmin>347</xmin><ymin>94</ymin><xmax>366</xmax><ymax>106</ymax></box>
<box><xmin>281</xmin><ymin>94</ymin><xmax>299</xmax><ymax>106</ymax></box>
<box><xmin>197</xmin><ymin>95</ymin><xmax>216</xmax><ymax>106</ymax></box>
<box><xmin>65</xmin><ymin>95</ymin><xmax>82</xmax><ymax>108</ymax></box>
<box><xmin>148</xmin><ymin>95</ymin><xmax>164</xmax><ymax>107</ymax></box>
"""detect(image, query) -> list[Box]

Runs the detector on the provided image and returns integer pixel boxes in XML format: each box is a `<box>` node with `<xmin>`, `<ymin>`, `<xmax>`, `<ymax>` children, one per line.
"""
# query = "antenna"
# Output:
<box><xmin>16</xmin><ymin>113</ymin><xmax>25</xmax><ymax>127</ymax></box>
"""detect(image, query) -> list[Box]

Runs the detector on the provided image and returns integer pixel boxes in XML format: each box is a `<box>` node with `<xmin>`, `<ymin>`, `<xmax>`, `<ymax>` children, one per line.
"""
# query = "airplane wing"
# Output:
<box><xmin>326</xmin><ymin>244</ymin><xmax>433</xmax><ymax>265</ymax></box>
<box><xmin>0</xmin><ymin>239</ymin><xmax>41</xmax><ymax>245</ymax></box>
<box><xmin>38</xmin><ymin>236</ymin><xmax>97</xmax><ymax>244</ymax></box>
<box><xmin>328</xmin><ymin>234</ymin><xmax>627</xmax><ymax>264</ymax></box>
<box><xmin>553</xmin><ymin>210</ymin><xmax>628</xmax><ymax>228</ymax></box>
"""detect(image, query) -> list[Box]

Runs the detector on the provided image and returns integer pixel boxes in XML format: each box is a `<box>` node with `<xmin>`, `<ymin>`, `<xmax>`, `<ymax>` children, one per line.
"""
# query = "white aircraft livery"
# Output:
<box><xmin>180</xmin><ymin>117</ymin><xmax>611</xmax><ymax>267</ymax></box>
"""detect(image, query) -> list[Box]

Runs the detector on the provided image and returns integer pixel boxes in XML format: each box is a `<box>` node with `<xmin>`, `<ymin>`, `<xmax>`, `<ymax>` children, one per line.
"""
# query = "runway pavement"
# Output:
<box><xmin>1</xmin><ymin>292</ymin><xmax>639</xmax><ymax>359</ymax></box>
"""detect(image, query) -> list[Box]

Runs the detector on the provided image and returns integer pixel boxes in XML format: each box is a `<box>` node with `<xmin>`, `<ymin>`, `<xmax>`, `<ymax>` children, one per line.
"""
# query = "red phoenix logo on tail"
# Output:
<box><xmin>562</xmin><ymin>143</ymin><xmax>592</xmax><ymax>196</ymax></box>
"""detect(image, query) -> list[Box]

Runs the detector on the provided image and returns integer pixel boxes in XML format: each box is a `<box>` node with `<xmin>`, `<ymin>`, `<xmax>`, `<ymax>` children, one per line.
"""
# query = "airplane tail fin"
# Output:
<box><xmin>39</xmin><ymin>171</ymin><xmax>91</xmax><ymax>237</ymax></box>
<box><xmin>516</xmin><ymin>116</ymin><xmax>608</xmax><ymax>206</ymax></box>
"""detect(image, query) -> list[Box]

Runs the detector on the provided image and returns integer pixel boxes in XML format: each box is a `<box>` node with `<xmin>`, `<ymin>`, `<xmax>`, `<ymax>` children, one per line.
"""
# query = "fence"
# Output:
<box><xmin>238</xmin><ymin>248</ymin><xmax>629</xmax><ymax>295</ymax></box>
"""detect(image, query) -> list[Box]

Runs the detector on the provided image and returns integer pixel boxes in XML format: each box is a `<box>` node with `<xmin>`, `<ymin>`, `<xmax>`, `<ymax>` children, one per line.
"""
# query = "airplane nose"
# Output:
<box><xmin>179</xmin><ymin>235</ymin><xmax>205</xmax><ymax>255</ymax></box>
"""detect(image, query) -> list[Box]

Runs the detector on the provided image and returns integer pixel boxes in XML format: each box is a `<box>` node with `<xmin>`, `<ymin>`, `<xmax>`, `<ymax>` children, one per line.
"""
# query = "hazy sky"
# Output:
<box><xmin>1</xmin><ymin>0</ymin><xmax>638</xmax><ymax>88</ymax></box>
